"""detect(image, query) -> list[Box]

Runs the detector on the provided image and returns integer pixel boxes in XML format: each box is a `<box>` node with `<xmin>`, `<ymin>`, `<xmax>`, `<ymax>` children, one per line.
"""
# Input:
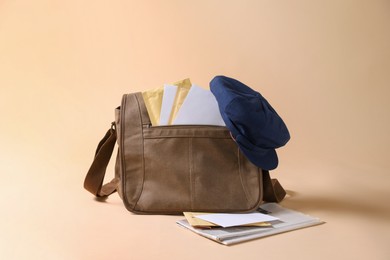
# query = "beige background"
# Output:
<box><xmin>1</xmin><ymin>0</ymin><xmax>389</xmax><ymax>259</ymax></box>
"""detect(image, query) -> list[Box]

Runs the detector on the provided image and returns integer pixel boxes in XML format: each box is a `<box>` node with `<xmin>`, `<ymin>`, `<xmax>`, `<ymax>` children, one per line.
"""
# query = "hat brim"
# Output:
<box><xmin>235</xmin><ymin>134</ymin><xmax>278</xmax><ymax>171</ymax></box>
<box><xmin>221</xmin><ymin>112</ymin><xmax>278</xmax><ymax>170</ymax></box>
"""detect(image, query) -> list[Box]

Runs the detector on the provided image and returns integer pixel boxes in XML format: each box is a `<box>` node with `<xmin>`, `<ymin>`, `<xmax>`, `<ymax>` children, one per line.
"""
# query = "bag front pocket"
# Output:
<box><xmin>133</xmin><ymin>125</ymin><xmax>261</xmax><ymax>213</ymax></box>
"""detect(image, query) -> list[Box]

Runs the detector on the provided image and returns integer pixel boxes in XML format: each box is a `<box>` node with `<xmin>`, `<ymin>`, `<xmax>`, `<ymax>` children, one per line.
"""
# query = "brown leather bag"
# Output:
<box><xmin>84</xmin><ymin>92</ymin><xmax>286</xmax><ymax>214</ymax></box>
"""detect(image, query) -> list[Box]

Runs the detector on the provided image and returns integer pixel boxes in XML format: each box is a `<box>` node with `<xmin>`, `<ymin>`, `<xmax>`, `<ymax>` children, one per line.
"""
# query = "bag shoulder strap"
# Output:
<box><xmin>262</xmin><ymin>170</ymin><xmax>286</xmax><ymax>203</ymax></box>
<box><xmin>83</xmin><ymin>124</ymin><xmax>119</xmax><ymax>197</ymax></box>
<box><xmin>84</xmin><ymin>92</ymin><xmax>148</xmax><ymax>198</ymax></box>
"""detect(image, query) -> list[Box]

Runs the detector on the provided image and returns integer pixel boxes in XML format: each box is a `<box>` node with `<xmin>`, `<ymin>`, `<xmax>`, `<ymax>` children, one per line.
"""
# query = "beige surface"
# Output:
<box><xmin>1</xmin><ymin>1</ymin><xmax>389</xmax><ymax>259</ymax></box>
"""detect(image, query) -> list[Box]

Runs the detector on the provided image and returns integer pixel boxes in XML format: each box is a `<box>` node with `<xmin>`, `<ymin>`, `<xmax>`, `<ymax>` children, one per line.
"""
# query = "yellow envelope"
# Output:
<box><xmin>142</xmin><ymin>87</ymin><xmax>164</xmax><ymax>126</ymax></box>
<box><xmin>168</xmin><ymin>78</ymin><xmax>192</xmax><ymax>125</ymax></box>
<box><xmin>142</xmin><ymin>78</ymin><xmax>191</xmax><ymax>126</ymax></box>
<box><xmin>183</xmin><ymin>212</ymin><xmax>219</xmax><ymax>228</ymax></box>
<box><xmin>183</xmin><ymin>212</ymin><xmax>272</xmax><ymax>229</ymax></box>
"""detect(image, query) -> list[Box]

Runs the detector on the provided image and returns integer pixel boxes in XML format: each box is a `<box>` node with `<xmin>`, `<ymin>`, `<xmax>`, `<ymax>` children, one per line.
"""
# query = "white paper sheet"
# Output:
<box><xmin>196</xmin><ymin>212</ymin><xmax>279</xmax><ymax>228</ymax></box>
<box><xmin>173</xmin><ymin>84</ymin><xmax>225</xmax><ymax>126</ymax></box>
<box><xmin>159</xmin><ymin>84</ymin><xmax>178</xmax><ymax>125</ymax></box>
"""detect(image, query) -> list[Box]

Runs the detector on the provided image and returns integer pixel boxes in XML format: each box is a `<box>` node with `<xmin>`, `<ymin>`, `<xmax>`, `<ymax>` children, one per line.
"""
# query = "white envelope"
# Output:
<box><xmin>173</xmin><ymin>84</ymin><xmax>225</xmax><ymax>126</ymax></box>
<box><xmin>159</xmin><ymin>84</ymin><xmax>178</xmax><ymax>125</ymax></box>
<box><xmin>196</xmin><ymin>212</ymin><xmax>279</xmax><ymax>228</ymax></box>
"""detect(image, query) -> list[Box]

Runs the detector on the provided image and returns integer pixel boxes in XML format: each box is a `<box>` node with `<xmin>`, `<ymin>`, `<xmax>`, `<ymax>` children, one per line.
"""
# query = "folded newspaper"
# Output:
<box><xmin>176</xmin><ymin>203</ymin><xmax>324</xmax><ymax>245</ymax></box>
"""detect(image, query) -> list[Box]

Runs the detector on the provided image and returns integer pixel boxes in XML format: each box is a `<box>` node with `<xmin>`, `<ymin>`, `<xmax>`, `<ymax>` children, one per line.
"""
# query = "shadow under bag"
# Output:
<box><xmin>84</xmin><ymin>92</ymin><xmax>286</xmax><ymax>214</ymax></box>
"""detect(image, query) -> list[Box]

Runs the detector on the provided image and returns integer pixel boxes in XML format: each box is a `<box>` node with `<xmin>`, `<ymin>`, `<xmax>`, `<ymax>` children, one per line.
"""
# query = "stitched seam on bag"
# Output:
<box><xmin>120</xmin><ymin>94</ymin><xmax>130</xmax><ymax>210</ymax></box>
<box><xmin>143</xmin><ymin>136</ymin><xmax>231</xmax><ymax>139</ymax></box>
<box><xmin>256</xmin><ymin>168</ymin><xmax>263</xmax><ymax>207</ymax></box>
<box><xmin>238</xmin><ymin>148</ymin><xmax>250</xmax><ymax>207</ymax></box>
<box><xmin>130</xmin><ymin>206</ymin><xmax>256</xmax><ymax>213</ymax></box>
<box><xmin>192</xmin><ymin>138</ymin><xmax>196</xmax><ymax>210</ymax></box>
<box><xmin>132</xmin><ymin>94</ymin><xmax>147</xmax><ymax>211</ymax></box>
<box><xmin>143</xmin><ymin>129</ymin><xmax>231</xmax><ymax>139</ymax></box>
<box><xmin>251</xmin><ymin>168</ymin><xmax>263</xmax><ymax>209</ymax></box>
<box><xmin>189</xmin><ymin>138</ymin><xmax>194</xmax><ymax>210</ymax></box>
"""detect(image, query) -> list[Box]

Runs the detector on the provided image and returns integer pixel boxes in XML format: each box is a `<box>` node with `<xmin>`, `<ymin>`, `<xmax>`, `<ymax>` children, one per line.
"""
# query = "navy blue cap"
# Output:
<box><xmin>210</xmin><ymin>75</ymin><xmax>290</xmax><ymax>170</ymax></box>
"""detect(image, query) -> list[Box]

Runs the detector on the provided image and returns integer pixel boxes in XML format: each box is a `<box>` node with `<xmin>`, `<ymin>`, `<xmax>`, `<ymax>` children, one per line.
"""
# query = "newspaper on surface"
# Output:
<box><xmin>177</xmin><ymin>203</ymin><xmax>325</xmax><ymax>245</ymax></box>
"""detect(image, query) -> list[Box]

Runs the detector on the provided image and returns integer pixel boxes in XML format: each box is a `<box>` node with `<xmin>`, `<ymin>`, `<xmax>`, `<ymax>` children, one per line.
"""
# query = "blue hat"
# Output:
<box><xmin>210</xmin><ymin>75</ymin><xmax>290</xmax><ymax>170</ymax></box>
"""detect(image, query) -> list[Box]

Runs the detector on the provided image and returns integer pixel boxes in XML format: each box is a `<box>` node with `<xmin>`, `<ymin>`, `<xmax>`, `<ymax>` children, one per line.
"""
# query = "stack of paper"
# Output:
<box><xmin>142</xmin><ymin>78</ymin><xmax>225</xmax><ymax>126</ymax></box>
<box><xmin>142</xmin><ymin>78</ymin><xmax>192</xmax><ymax>126</ymax></box>
<box><xmin>177</xmin><ymin>203</ymin><xmax>324</xmax><ymax>245</ymax></box>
